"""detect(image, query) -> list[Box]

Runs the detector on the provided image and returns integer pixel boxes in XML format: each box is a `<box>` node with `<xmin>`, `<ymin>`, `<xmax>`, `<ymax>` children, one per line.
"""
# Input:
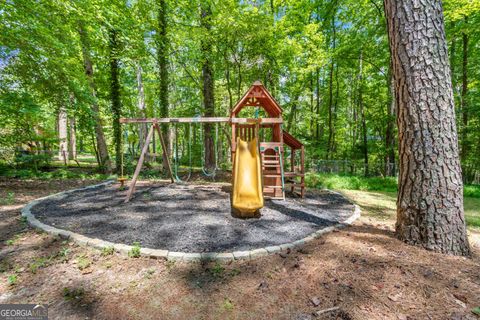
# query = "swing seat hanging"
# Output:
<box><xmin>200</xmin><ymin>122</ymin><xmax>219</xmax><ymax>178</ymax></box>
<box><xmin>117</xmin><ymin>176</ymin><xmax>128</xmax><ymax>187</ymax></box>
<box><xmin>173</xmin><ymin>122</ymin><xmax>193</xmax><ymax>183</ymax></box>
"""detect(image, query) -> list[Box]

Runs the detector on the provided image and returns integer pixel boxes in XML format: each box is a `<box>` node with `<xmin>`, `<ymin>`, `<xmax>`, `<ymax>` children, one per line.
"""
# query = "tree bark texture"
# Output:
<box><xmin>201</xmin><ymin>3</ymin><xmax>215</xmax><ymax>170</ymax></box>
<box><xmin>157</xmin><ymin>0</ymin><xmax>170</xmax><ymax>172</ymax></box>
<box><xmin>109</xmin><ymin>29</ymin><xmax>122</xmax><ymax>174</ymax></box>
<box><xmin>384</xmin><ymin>0</ymin><xmax>470</xmax><ymax>255</ymax></box>
<box><xmin>78</xmin><ymin>23</ymin><xmax>111</xmax><ymax>172</ymax></box>
<box><xmin>136</xmin><ymin>63</ymin><xmax>147</xmax><ymax>154</ymax></box>
<box><xmin>58</xmin><ymin>104</ymin><xmax>68</xmax><ymax>164</ymax></box>
<box><xmin>358</xmin><ymin>51</ymin><xmax>368</xmax><ymax>176</ymax></box>
<box><xmin>68</xmin><ymin>116</ymin><xmax>77</xmax><ymax>160</ymax></box>
<box><xmin>68</xmin><ymin>93</ymin><xmax>77</xmax><ymax>160</ymax></box>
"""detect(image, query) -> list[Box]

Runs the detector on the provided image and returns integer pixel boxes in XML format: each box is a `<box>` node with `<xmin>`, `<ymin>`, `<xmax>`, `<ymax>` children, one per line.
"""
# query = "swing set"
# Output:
<box><xmin>119</xmin><ymin>81</ymin><xmax>306</xmax><ymax>217</ymax></box>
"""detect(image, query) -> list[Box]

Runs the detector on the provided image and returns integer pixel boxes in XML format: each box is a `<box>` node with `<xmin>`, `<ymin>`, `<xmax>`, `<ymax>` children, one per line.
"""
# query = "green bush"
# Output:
<box><xmin>464</xmin><ymin>185</ymin><xmax>480</xmax><ymax>198</ymax></box>
<box><xmin>306</xmin><ymin>173</ymin><xmax>480</xmax><ymax>197</ymax></box>
<box><xmin>305</xmin><ymin>173</ymin><xmax>398</xmax><ymax>192</ymax></box>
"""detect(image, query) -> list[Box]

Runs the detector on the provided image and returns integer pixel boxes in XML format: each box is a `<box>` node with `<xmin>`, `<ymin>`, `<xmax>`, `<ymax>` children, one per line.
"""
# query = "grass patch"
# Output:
<box><xmin>306</xmin><ymin>173</ymin><xmax>398</xmax><ymax>192</ymax></box>
<box><xmin>465</xmin><ymin>197</ymin><xmax>480</xmax><ymax>229</ymax></box>
<box><xmin>0</xmin><ymin>192</ymin><xmax>15</xmax><ymax>205</ymax></box>
<box><xmin>76</xmin><ymin>255</ymin><xmax>92</xmax><ymax>270</ymax></box>
<box><xmin>464</xmin><ymin>185</ymin><xmax>480</xmax><ymax>198</ymax></box>
<box><xmin>310</xmin><ymin>174</ymin><xmax>480</xmax><ymax>229</ymax></box>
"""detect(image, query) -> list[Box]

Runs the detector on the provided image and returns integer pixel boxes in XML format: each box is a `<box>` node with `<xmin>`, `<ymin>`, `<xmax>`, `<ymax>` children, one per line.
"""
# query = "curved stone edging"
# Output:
<box><xmin>21</xmin><ymin>181</ymin><xmax>361</xmax><ymax>262</ymax></box>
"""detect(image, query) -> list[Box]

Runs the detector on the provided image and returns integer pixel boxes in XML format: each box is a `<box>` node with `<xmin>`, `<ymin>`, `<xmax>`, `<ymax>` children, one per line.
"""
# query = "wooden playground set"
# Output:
<box><xmin>120</xmin><ymin>81</ymin><xmax>305</xmax><ymax>216</ymax></box>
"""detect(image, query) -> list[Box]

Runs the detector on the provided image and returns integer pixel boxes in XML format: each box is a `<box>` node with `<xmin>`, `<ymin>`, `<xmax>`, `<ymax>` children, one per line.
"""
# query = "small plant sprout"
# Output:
<box><xmin>7</xmin><ymin>274</ymin><xmax>17</xmax><ymax>286</ymax></box>
<box><xmin>128</xmin><ymin>242</ymin><xmax>141</xmax><ymax>258</ymax></box>
<box><xmin>101</xmin><ymin>246</ymin><xmax>115</xmax><ymax>256</ymax></box>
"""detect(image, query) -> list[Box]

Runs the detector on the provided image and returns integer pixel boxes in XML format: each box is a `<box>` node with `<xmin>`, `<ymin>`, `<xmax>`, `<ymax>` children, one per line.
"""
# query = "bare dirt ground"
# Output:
<box><xmin>1</xmin><ymin>178</ymin><xmax>479</xmax><ymax>320</ymax></box>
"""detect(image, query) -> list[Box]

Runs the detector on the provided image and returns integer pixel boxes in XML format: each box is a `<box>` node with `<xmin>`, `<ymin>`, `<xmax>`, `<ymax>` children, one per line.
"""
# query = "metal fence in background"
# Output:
<box><xmin>307</xmin><ymin>159</ymin><xmax>398</xmax><ymax>177</ymax></box>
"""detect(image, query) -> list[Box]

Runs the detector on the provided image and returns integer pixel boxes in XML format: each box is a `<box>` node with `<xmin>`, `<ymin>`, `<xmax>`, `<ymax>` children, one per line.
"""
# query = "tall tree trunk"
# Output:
<box><xmin>157</xmin><ymin>0</ymin><xmax>170</xmax><ymax>172</ymax></box>
<box><xmin>310</xmin><ymin>73</ymin><xmax>315</xmax><ymax>138</ymax></box>
<box><xmin>68</xmin><ymin>93</ymin><xmax>77</xmax><ymax>160</ymax></box>
<box><xmin>201</xmin><ymin>3</ymin><xmax>215</xmax><ymax>169</ymax></box>
<box><xmin>136</xmin><ymin>63</ymin><xmax>147</xmax><ymax>154</ymax></box>
<box><xmin>326</xmin><ymin>12</ymin><xmax>336</xmax><ymax>160</ymax></box>
<box><xmin>58</xmin><ymin>104</ymin><xmax>68</xmax><ymax>165</ymax></box>
<box><xmin>109</xmin><ymin>29</ymin><xmax>122</xmax><ymax>174</ymax></box>
<box><xmin>68</xmin><ymin>116</ymin><xmax>77</xmax><ymax>160</ymax></box>
<box><xmin>327</xmin><ymin>60</ymin><xmax>334</xmax><ymax>159</ymax></box>
<box><xmin>78</xmin><ymin>23</ymin><xmax>111</xmax><ymax>172</ymax></box>
<box><xmin>224</xmin><ymin>51</ymin><xmax>234</xmax><ymax>111</ymax></box>
<box><xmin>385</xmin><ymin>62</ymin><xmax>396</xmax><ymax>176</ymax></box>
<box><xmin>449</xmin><ymin>23</ymin><xmax>456</xmax><ymax>83</ymax></box>
<box><xmin>315</xmin><ymin>67</ymin><xmax>320</xmax><ymax>142</ymax></box>
<box><xmin>358</xmin><ymin>51</ymin><xmax>368</xmax><ymax>176</ymax></box>
<box><xmin>460</xmin><ymin>20</ymin><xmax>468</xmax><ymax>161</ymax></box>
<box><xmin>384</xmin><ymin>0</ymin><xmax>470</xmax><ymax>255</ymax></box>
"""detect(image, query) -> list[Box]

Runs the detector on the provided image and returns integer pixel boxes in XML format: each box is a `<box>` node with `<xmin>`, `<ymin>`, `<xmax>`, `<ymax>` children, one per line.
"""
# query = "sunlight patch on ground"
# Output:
<box><xmin>338</xmin><ymin>190</ymin><xmax>397</xmax><ymax>222</ymax></box>
<box><xmin>339</xmin><ymin>189</ymin><xmax>480</xmax><ymax>231</ymax></box>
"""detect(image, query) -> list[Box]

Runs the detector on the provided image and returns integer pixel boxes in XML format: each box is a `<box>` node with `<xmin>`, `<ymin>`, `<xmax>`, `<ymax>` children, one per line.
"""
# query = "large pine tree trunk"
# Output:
<box><xmin>78</xmin><ymin>23</ymin><xmax>111</xmax><ymax>172</ymax></box>
<box><xmin>58</xmin><ymin>104</ymin><xmax>68</xmax><ymax>165</ymax></box>
<box><xmin>201</xmin><ymin>3</ymin><xmax>215</xmax><ymax>170</ymax></box>
<box><xmin>157</xmin><ymin>0</ymin><xmax>170</xmax><ymax>172</ymax></box>
<box><xmin>109</xmin><ymin>29</ymin><xmax>122</xmax><ymax>174</ymax></box>
<box><xmin>384</xmin><ymin>0</ymin><xmax>470</xmax><ymax>255</ymax></box>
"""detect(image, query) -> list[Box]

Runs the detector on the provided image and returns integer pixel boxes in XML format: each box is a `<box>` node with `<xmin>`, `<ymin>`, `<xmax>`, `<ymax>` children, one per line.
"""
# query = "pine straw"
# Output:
<box><xmin>0</xmin><ymin>179</ymin><xmax>479</xmax><ymax>320</ymax></box>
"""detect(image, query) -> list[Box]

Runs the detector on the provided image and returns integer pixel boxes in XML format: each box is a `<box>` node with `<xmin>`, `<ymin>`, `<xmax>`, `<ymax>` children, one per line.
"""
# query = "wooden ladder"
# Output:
<box><xmin>261</xmin><ymin>149</ymin><xmax>285</xmax><ymax>200</ymax></box>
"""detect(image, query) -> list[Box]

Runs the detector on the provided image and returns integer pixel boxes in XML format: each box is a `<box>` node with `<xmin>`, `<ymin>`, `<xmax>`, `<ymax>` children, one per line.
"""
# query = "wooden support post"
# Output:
<box><xmin>125</xmin><ymin>124</ymin><xmax>155</xmax><ymax>203</ymax></box>
<box><xmin>290</xmin><ymin>147</ymin><xmax>295</xmax><ymax>193</ymax></box>
<box><xmin>154</xmin><ymin>123</ymin><xmax>175</xmax><ymax>183</ymax></box>
<box><xmin>301</xmin><ymin>146</ymin><xmax>305</xmax><ymax>198</ymax></box>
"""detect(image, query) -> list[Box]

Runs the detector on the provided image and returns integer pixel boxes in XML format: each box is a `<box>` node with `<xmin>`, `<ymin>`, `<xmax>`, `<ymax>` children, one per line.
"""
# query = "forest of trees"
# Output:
<box><xmin>0</xmin><ymin>0</ymin><xmax>479</xmax><ymax>181</ymax></box>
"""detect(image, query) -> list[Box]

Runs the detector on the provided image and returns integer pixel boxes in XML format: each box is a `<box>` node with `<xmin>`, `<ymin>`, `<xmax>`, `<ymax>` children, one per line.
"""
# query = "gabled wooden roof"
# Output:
<box><xmin>283</xmin><ymin>131</ymin><xmax>303</xmax><ymax>149</ymax></box>
<box><xmin>231</xmin><ymin>81</ymin><xmax>282</xmax><ymax>117</ymax></box>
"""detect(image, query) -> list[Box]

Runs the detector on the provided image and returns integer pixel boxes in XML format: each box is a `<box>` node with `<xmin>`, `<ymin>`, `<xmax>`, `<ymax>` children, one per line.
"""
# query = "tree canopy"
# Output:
<box><xmin>0</xmin><ymin>0</ymin><xmax>478</xmax><ymax>181</ymax></box>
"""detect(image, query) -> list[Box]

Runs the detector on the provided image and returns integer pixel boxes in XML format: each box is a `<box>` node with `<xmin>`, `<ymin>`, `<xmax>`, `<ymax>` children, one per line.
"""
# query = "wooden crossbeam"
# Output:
<box><xmin>120</xmin><ymin>117</ymin><xmax>283</xmax><ymax>124</ymax></box>
<box><xmin>120</xmin><ymin>117</ymin><xmax>230</xmax><ymax>124</ymax></box>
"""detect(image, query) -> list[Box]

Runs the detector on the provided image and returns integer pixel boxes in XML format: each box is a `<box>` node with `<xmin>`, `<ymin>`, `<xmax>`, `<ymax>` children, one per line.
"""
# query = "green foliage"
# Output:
<box><xmin>464</xmin><ymin>185</ymin><xmax>480</xmax><ymax>198</ymax></box>
<box><xmin>0</xmin><ymin>192</ymin><xmax>15</xmax><ymax>206</ymax></box>
<box><xmin>7</xmin><ymin>274</ymin><xmax>17</xmax><ymax>286</ymax></box>
<box><xmin>76</xmin><ymin>255</ymin><xmax>92</xmax><ymax>270</ymax></box>
<box><xmin>210</xmin><ymin>262</ymin><xmax>225</xmax><ymax>278</ymax></box>
<box><xmin>222</xmin><ymin>298</ymin><xmax>234</xmax><ymax>311</ymax></box>
<box><xmin>0</xmin><ymin>0</ymin><xmax>479</xmax><ymax>181</ymax></box>
<box><xmin>63</xmin><ymin>287</ymin><xmax>85</xmax><ymax>301</ymax></box>
<box><xmin>29</xmin><ymin>257</ymin><xmax>49</xmax><ymax>274</ymax></box>
<box><xmin>306</xmin><ymin>173</ymin><xmax>398</xmax><ymax>192</ymax></box>
<box><xmin>101</xmin><ymin>246</ymin><xmax>115</xmax><ymax>256</ymax></box>
<box><xmin>1</xmin><ymin>166</ymin><xmax>111</xmax><ymax>181</ymax></box>
<box><xmin>128</xmin><ymin>242</ymin><xmax>141</xmax><ymax>258</ymax></box>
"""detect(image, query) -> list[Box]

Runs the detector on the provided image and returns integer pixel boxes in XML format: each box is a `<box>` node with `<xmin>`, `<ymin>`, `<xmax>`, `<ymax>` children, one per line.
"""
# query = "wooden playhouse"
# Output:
<box><xmin>230</xmin><ymin>81</ymin><xmax>305</xmax><ymax>199</ymax></box>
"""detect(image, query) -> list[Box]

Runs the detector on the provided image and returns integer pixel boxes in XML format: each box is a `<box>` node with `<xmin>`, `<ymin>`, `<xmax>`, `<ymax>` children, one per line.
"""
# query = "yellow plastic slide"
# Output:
<box><xmin>232</xmin><ymin>137</ymin><xmax>264</xmax><ymax>217</ymax></box>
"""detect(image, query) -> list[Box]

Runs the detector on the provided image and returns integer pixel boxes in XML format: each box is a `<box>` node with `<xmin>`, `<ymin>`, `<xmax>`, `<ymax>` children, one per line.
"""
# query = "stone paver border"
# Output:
<box><xmin>21</xmin><ymin>181</ymin><xmax>361</xmax><ymax>262</ymax></box>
